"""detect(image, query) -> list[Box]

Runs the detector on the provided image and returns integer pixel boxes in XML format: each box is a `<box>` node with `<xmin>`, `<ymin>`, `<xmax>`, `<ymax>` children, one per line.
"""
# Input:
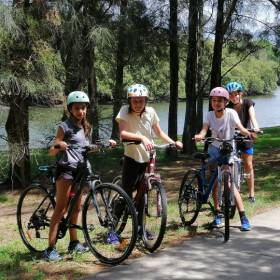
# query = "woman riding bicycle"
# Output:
<box><xmin>194</xmin><ymin>87</ymin><xmax>256</xmax><ymax>231</ymax></box>
<box><xmin>115</xmin><ymin>83</ymin><xmax>183</xmax><ymax>236</ymax></box>
<box><xmin>45</xmin><ymin>91</ymin><xmax>115</xmax><ymax>261</ymax></box>
<box><xmin>226</xmin><ymin>82</ymin><xmax>260</xmax><ymax>203</ymax></box>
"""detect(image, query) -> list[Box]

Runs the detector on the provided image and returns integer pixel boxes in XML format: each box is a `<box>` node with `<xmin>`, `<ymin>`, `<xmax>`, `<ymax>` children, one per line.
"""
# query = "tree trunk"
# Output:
<box><xmin>210</xmin><ymin>0</ymin><xmax>225</xmax><ymax>91</ymax></box>
<box><xmin>168</xmin><ymin>0</ymin><xmax>179</xmax><ymax>140</ymax></box>
<box><xmin>182</xmin><ymin>0</ymin><xmax>198</xmax><ymax>154</ymax></box>
<box><xmin>5</xmin><ymin>92</ymin><xmax>30</xmax><ymax>189</ymax></box>
<box><xmin>111</xmin><ymin>0</ymin><xmax>128</xmax><ymax>140</ymax></box>
<box><xmin>196</xmin><ymin>0</ymin><xmax>204</xmax><ymax>131</ymax></box>
<box><xmin>87</xmin><ymin>45</ymin><xmax>100</xmax><ymax>142</ymax></box>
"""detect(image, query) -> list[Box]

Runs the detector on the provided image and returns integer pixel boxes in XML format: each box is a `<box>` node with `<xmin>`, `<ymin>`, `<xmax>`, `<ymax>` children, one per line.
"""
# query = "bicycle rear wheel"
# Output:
<box><xmin>140</xmin><ymin>181</ymin><xmax>167</xmax><ymax>252</ymax></box>
<box><xmin>178</xmin><ymin>170</ymin><xmax>201</xmax><ymax>226</ymax></box>
<box><xmin>17</xmin><ymin>185</ymin><xmax>55</xmax><ymax>253</ymax></box>
<box><xmin>82</xmin><ymin>183</ymin><xmax>137</xmax><ymax>265</ymax></box>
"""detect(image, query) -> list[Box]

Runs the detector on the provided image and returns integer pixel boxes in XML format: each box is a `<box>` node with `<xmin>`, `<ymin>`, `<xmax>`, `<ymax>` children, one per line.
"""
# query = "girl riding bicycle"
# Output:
<box><xmin>194</xmin><ymin>87</ymin><xmax>256</xmax><ymax>231</ymax></box>
<box><xmin>115</xmin><ymin>83</ymin><xmax>183</xmax><ymax>236</ymax></box>
<box><xmin>45</xmin><ymin>91</ymin><xmax>115</xmax><ymax>261</ymax></box>
<box><xmin>226</xmin><ymin>82</ymin><xmax>260</xmax><ymax>203</ymax></box>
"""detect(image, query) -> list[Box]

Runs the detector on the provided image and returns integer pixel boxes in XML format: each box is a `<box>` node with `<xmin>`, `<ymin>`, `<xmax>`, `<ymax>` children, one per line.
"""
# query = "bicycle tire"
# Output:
<box><xmin>82</xmin><ymin>182</ymin><xmax>137</xmax><ymax>265</ymax></box>
<box><xmin>178</xmin><ymin>170</ymin><xmax>201</xmax><ymax>226</ymax></box>
<box><xmin>141</xmin><ymin>181</ymin><xmax>167</xmax><ymax>252</ymax></box>
<box><xmin>17</xmin><ymin>185</ymin><xmax>55</xmax><ymax>253</ymax></box>
<box><xmin>222</xmin><ymin>172</ymin><xmax>231</xmax><ymax>242</ymax></box>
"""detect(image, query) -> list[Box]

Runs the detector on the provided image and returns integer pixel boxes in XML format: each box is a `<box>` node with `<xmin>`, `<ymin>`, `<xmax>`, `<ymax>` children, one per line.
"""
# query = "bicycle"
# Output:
<box><xmin>178</xmin><ymin>134</ymin><xmax>253</xmax><ymax>242</ymax></box>
<box><xmin>112</xmin><ymin>142</ymin><xmax>175</xmax><ymax>252</ymax></box>
<box><xmin>17</xmin><ymin>143</ymin><xmax>138</xmax><ymax>265</ymax></box>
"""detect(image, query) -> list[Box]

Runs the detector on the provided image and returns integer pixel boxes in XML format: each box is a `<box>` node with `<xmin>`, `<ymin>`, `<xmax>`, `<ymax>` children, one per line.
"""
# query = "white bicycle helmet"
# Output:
<box><xmin>127</xmin><ymin>84</ymin><xmax>149</xmax><ymax>98</ymax></box>
<box><xmin>67</xmin><ymin>91</ymin><xmax>90</xmax><ymax>106</ymax></box>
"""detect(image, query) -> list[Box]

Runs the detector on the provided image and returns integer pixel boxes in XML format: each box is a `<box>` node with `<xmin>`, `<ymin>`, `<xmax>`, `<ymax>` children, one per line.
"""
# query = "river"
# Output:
<box><xmin>1</xmin><ymin>88</ymin><xmax>280</xmax><ymax>149</ymax></box>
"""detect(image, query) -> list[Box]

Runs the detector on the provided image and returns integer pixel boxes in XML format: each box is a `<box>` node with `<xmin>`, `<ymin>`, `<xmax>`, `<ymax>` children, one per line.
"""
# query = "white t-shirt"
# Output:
<box><xmin>204</xmin><ymin>108</ymin><xmax>241</xmax><ymax>148</ymax></box>
<box><xmin>116</xmin><ymin>105</ymin><xmax>160</xmax><ymax>163</ymax></box>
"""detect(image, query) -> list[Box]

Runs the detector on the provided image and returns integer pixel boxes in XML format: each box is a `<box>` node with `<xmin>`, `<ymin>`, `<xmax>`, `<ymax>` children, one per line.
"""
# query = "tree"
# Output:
<box><xmin>0</xmin><ymin>1</ymin><xmax>62</xmax><ymax>188</ymax></box>
<box><xmin>111</xmin><ymin>0</ymin><xmax>128</xmax><ymax>139</ymax></box>
<box><xmin>182</xmin><ymin>0</ymin><xmax>199</xmax><ymax>154</ymax></box>
<box><xmin>168</xmin><ymin>0</ymin><xmax>179</xmax><ymax>140</ymax></box>
<box><xmin>210</xmin><ymin>0</ymin><xmax>238</xmax><ymax>89</ymax></box>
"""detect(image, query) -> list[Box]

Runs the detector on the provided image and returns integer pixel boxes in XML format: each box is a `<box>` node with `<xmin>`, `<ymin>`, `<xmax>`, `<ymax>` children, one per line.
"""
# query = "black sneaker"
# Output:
<box><xmin>248</xmin><ymin>196</ymin><xmax>256</xmax><ymax>203</ymax></box>
<box><xmin>43</xmin><ymin>247</ymin><xmax>62</xmax><ymax>261</ymax></box>
<box><xmin>68</xmin><ymin>240</ymin><xmax>89</xmax><ymax>254</ymax></box>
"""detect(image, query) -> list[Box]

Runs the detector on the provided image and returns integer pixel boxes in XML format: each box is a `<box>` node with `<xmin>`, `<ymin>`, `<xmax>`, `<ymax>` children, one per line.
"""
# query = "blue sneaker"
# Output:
<box><xmin>240</xmin><ymin>216</ymin><xmax>251</xmax><ymax>231</ymax></box>
<box><xmin>68</xmin><ymin>240</ymin><xmax>89</xmax><ymax>254</ymax></box>
<box><xmin>43</xmin><ymin>247</ymin><xmax>62</xmax><ymax>261</ymax></box>
<box><xmin>107</xmin><ymin>231</ymin><xmax>120</xmax><ymax>245</ymax></box>
<box><xmin>211</xmin><ymin>214</ymin><xmax>224</xmax><ymax>228</ymax></box>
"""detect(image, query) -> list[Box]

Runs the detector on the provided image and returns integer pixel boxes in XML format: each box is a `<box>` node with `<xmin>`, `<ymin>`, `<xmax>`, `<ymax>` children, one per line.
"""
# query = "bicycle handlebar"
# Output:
<box><xmin>54</xmin><ymin>142</ymin><xmax>113</xmax><ymax>152</ymax></box>
<box><xmin>121</xmin><ymin>140</ymin><xmax>176</xmax><ymax>150</ymax></box>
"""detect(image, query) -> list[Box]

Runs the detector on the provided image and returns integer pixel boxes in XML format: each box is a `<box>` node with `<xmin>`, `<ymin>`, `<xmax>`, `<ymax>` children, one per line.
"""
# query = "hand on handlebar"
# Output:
<box><xmin>54</xmin><ymin>141</ymin><xmax>68</xmax><ymax>150</ymax></box>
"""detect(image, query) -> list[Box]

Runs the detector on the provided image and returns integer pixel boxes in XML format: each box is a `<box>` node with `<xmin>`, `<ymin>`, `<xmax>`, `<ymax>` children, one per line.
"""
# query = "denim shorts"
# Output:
<box><xmin>208</xmin><ymin>144</ymin><xmax>234</xmax><ymax>166</ymax></box>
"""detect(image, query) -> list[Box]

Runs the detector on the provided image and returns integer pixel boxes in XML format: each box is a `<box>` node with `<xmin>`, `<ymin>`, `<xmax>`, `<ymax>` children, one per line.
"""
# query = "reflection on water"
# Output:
<box><xmin>1</xmin><ymin>88</ymin><xmax>280</xmax><ymax>149</ymax></box>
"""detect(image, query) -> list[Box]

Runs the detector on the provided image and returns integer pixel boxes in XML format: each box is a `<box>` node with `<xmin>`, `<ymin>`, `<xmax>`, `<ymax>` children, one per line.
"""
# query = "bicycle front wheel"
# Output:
<box><xmin>221</xmin><ymin>172</ymin><xmax>231</xmax><ymax>242</ymax></box>
<box><xmin>141</xmin><ymin>181</ymin><xmax>167</xmax><ymax>252</ymax></box>
<box><xmin>17</xmin><ymin>185</ymin><xmax>55</xmax><ymax>253</ymax></box>
<box><xmin>178</xmin><ymin>170</ymin><xmax>201</xmax><ymax>226</ymax></box>
<box><xmin>82</xmin><ymin>183</ymin><xmax>137</xmax><ymax>265</ymax></box>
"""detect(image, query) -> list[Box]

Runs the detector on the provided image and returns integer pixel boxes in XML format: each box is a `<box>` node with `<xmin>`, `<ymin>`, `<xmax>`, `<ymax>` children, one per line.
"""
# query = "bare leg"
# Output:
<box><xmin>69</xmin><ymin>193</ymin><xmax>83</xmax><ymax>241</ymax></box>
<box><xmin>48</xmin><ymin>178</ymin><xmax>72</xmax><ymax>247</ymax></box>
<box><xmin>242</xmin><ymin>153</ymin><xmax>254</xmax><ymax>198</ymax></box>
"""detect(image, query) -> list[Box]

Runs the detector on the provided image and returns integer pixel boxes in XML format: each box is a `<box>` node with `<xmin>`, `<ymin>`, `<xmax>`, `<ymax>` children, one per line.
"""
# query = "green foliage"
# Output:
<box><xmin>222</xmin><ymin>41</ymin><xmax>278</xmax><ymax>94</ymax></box>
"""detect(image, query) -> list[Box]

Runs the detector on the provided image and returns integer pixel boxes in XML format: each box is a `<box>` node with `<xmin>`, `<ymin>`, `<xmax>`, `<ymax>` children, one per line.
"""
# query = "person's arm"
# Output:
<box><xmin>152</xmin><ymin>123</ymin><xmax>183</xmax><ymax>149</ymax></box>
<box><xmin>194</xmin><ymin>123</ymin><xmax>209</xmax><ymax>141</ymax></box>
<box><xmin>49</xmin><ymin>127</ymin><xmax>68</xmax><ymax>156</ymax></box>
<box><xmin>236</xmin><ymin>122</ymin><xmax>256</xmax><ymax>140</ymax></box>
<box><xmin>248</xmin><ymin>105</ymin><xmax>260</xmax><ymax>131</ymax></box>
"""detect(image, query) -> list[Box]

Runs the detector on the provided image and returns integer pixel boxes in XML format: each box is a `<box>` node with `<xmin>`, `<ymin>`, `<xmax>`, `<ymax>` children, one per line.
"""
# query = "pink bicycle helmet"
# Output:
<box><xmin>209</xmin><ymin>87</ymin><xmax>229</xmax><ymax>100</ymax></box>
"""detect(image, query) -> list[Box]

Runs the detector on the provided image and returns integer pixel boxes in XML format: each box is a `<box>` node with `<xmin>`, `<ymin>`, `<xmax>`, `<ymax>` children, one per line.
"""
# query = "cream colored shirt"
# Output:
<box><xmin>116</xmin><ymin>105</ymin><xmax>160</xmax><ymax>163</ymax></box>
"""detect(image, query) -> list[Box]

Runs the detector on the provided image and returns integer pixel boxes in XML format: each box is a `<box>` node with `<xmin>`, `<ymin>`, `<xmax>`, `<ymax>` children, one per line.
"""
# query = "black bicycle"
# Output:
<box><xmin>17</xmin><ymin>143</ymin><xmax>138</xmax><ymax>265</ymax></box>
<box><xmin>112</xmin><ymin>141</ymin><xmax>175</xmax><ymax>252</ymax></box>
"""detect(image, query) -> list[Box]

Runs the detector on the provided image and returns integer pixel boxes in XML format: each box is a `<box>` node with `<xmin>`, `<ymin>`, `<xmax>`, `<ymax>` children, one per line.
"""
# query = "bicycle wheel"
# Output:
<box><xmin>221</xmin><ymin>172</ymin><xmax>231</xmax><ymax>242</ymax></box>
<box><xmin>178</xmin><ymin>170</ymin><xmax>201</xmax><ymax>226</ymax></box>
<box><xmin>82</xmin><ymin>183</ymin><xmax>137</xmax><ymax>265</ymax></box>
<box><xmin>141</xmin><ymin>181</ymin><xmax>167</xmax><ymax>252</ymax></box>
<box><xmin>17</xmin><ymin>185</ymin><xmax>55</xmax><ymax>253</ymax></box>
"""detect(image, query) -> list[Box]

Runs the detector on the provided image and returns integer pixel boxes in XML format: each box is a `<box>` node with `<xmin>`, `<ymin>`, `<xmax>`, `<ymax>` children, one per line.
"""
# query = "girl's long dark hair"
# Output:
<box><xmin>67</xmin><ymin>105</ymin><xmax>92</xmax><ymax>137</ymax></box>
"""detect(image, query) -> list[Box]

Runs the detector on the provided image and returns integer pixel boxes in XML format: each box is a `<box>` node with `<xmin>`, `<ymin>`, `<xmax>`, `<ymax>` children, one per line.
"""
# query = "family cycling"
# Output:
<box><xmin>17</xmin><ymin>81</ymin><xmax>261</xmax><ymax>263</ymax></box>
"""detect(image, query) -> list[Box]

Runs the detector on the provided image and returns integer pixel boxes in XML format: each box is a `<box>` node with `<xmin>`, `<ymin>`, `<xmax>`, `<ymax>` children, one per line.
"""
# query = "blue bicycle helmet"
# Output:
<box><xmin>225</xmin><ymin>82</ymin><xmax>243</xmax><ymax>93</ymax></box>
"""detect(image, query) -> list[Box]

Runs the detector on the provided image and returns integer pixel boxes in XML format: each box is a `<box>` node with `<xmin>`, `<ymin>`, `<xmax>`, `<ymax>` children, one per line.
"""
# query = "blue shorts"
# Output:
<box><xmin>240</xmin><ymin>147</ymin><xmax>254</xmax><ymax>155</ymax></box>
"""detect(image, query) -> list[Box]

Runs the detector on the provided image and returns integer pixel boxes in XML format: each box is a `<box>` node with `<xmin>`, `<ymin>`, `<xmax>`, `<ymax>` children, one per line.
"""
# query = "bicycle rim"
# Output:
<box><xmin>141</xmin><ymin>181</ymin><xmax>167</xmax><ymax>252</ymax></box>
<box><xmin>82</xmin><ymin>183</ymin><xmax>137</xmax><ymax>265</ymax></box>
<box><xmin>178</xmin><ymin>170</ymin><xmax>201</xmax><ymax>226</ymax></box>
<box><xmin>17</xmin><ymin>185</ymin><xmax>55</xmax><ymax>253</ymax></box>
